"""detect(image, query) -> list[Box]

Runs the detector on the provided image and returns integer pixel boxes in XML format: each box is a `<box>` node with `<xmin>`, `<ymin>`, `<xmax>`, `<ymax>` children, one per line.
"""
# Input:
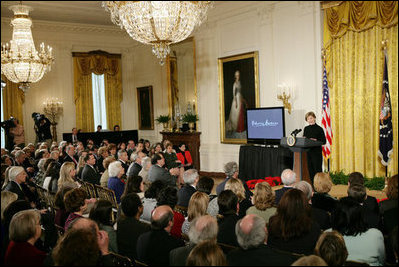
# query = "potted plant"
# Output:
<box><xmin>182</xmin><ymin>113</ymin><xmax>199</xmax><ymax>132</ymax></box>
<box><xmin>155</xmin><ymin>115</ymin><xmax>171</xmax><ymax>131</ymax></box>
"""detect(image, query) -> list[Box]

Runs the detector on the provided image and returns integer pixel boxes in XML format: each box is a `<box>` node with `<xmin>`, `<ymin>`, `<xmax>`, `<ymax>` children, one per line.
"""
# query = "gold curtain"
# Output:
<box><xmin>2</xmin><ymin>75</ymin><xmax>25</xmax><ymax>126</ymax></box>
<box><xmin>72</xmin><ymin>52</ymin><xmax>122</xmax><ymax>132</ymax></box>
<box><xmin>324</xmin><ymin>1</ymin><xmax>398</xmax><ymax>177</ymax></box>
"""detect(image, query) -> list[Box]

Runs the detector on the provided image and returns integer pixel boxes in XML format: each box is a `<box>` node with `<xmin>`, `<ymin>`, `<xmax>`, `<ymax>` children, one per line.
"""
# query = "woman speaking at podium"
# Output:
<box><xmin>303</xmin><ymin>111</ymin><xmax>326</xmax><ymax>184</ymax></box>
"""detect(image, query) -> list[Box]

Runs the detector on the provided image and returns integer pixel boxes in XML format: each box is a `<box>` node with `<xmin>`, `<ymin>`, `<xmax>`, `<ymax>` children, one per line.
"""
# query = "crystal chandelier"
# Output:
<box><xmin>1</xmin><ymin>4</ymin><xmax>54</xmax><ymax>93</ymax></box>
<box><xmin>103</xmin><ymin>1</ymin><xmax>212</xmax><ymax>65</ymax></box>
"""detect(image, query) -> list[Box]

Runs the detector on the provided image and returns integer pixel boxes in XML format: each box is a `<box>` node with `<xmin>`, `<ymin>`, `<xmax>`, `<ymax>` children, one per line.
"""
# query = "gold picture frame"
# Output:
<box><xmin>218</xmin><ymin>51</ymin><xmax>260</xmax><ymax>144</ymax></box>
<box><xmin>137</xmin><ymin>85</ymin><xmax>154</xmax><ymax>130</ymax></box>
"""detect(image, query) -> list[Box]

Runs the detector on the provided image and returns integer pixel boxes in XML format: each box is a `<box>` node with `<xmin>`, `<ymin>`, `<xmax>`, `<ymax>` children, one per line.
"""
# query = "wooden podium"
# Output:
<box><xmin>280</xmin><ymin>137</ymin><xmax>323</xmax><ymax>183</ymax></box>
<box><xmin>161</xmin><ymin>131</ymin><xmax>201</xmax><ymax>171</ymax></box>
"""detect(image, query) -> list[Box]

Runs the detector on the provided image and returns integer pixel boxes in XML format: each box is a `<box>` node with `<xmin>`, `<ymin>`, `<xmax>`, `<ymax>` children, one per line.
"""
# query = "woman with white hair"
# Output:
<box><xmin>4</xmin><ymin>209</ymin><xmax>46</xmax><ymax>266</ymax></box>
<box><xmin>107</xmin><ymin>161</ymin><xmax>125</xmax><ymax>204</ymax></box>
<box><xmin>138</xmin><ymin>156</ymin><xmax>152</xmax><ymax>191</ymax></box>
<box><xmin>3</xmin><ymin>166</ymin><xmax>28</xmax><ymax>201</ymax></box>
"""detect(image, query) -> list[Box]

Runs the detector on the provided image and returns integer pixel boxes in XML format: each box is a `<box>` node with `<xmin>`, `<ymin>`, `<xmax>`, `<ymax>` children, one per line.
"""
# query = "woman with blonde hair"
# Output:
<box><xmin>58</xmin><ymin>162</ymin><xmax>79</xmax><ymax>190</ymax></box>
<box><xmin>182</xmin><ymin>192</ymin><xmax>209</xmax><ymax>235</ymax></box>
<box><xmin>246</xmin><ymin>182</ymin><xmax>276</xmax><ymax>224</ymax></box>
<box><xmin>311</xmin><ymin>172</ymin><xmax>337</xmax><ymax>213</ymax></box>
<box><xmin>225</xmin><ymin>178</ymin><xmax>252</xmax><ymax>218</ymax></box>
<box><xmin>186</xmin><ymin>240</ymin><xmax>227</xmax><ymax>266</ymax></box>
<box><xmin>100</xmin><ymin>156</ymin><xmax>116</xmax><ymax>187</ymax></box>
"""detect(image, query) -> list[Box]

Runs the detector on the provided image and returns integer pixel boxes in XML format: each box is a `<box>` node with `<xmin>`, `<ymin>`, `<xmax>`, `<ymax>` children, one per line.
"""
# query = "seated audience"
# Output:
<box><xmin>177</xmin><ymin>168</ymin><xmax>199</xmax><ymax>208</ymax></box>
<box><xmin>268</xmin><ymin>188</ymin><xmax>321</xmax><ymax>255</ymax></box>
<box><xmin>43</xmin><ymin>161</ymin><xmax>60</xmax><ymax>193</ymax></box>
<box><xmin>127</xmin><ymin>151</ymin><xmax>145</xmax><ymax>177</ymax></box>
<box><xmin>347</xmin><ymin>183</ymin><xmax>380</xmax><ymax>229</ymax></box>
<box><xmin>52</xmin><ymin>218</ymin><xmax>112</xmax><ymax>266</ymax></box>
<box><xmin>170</xmin><ymin>215</ymin><xmax>218</xmax><ymax>266</ymax></box>
<box><xmin>4</xmin><ymin>209</ymin><xmax>46</xmax><ymax>266</ymax></box>
<box><xmin>291</xmin><ymin>255</ymin><xmax>327</xmax><ymax>266</ymax></box>
<box><xmin>107</xmin><ymin>161</ymin><xmax>125</xmax><ymax>204</ymax></box>
<box><xmin>311</xmin><ymin>172</ymin><xmax>337</xmax><ymax>213</ymax></box>
<box><xmin>227</xmin><ymin>214</ymin><xmax>297</xmax><ymax>266</ymax></box>
<box><xmin>217</xmin><ymin>190</ymin><xmax>240</xmax><ymax>247</ymax></box>
<box><xmin>330</xmin><ymin>197</ymin><xmax>385</xmax><ymax>265</ymax></box>
<box><xmin>117</xmin><ymin>193</ymin><xmax>151</xmax><ymax>261</ymax></box>
<box><xmin>182</xmin><ymin>192</ymin><xmax>209</xmax><ymax>235</ymax></box>
<box><xmin>100</xmin><ymin>156</ymin><xmax>116</xmax><ymax>187</ymax></box>
<box><xmin>197</xmin><ymin>176</ymin><xmax>216</xmax><ymax>200</ymax></box>
<box><xmin>89</xmin><ymin>199</ymin><xmax>118</xmax><ymax>253</ymax></box>
<box><xmin>54</xmin><ymin>186</ymin><xmax>74</xmax><ymax>228</ymax></box>
<box><xmin>148</xmin><ymin>153</ymin><xmax>180</xmax><ymax>187</ymax></box>
<box><xmin>157</xmin><ymin>186</ymin><xmax>185</xmax><ymax>238</ymax></box>
<box><xmin>379</xmin><ymin>174</ymin><xmax>398</xmax><ymax>234</ymax></box>
<box><xmin>314</xmin><ymin>230</ymin><xmax>348</xmax><ymax>266</ymax></box>
<box><xmin>117</xmin><ymin>149</ymin><xmax>129</xmax><ymax>176</ymax></box>
<box><xmin>63</xmin><ymin>144</ymin><xmax>78</xmax><ymax>167</ymax></box>
<box><xmin>96</xmin><ymin>146</ymin><xmax>108</xmax><ymax>174</ymax></box>
<box><xmin>141</xmin><ymin>180</ymin><xmax>166</xmax><ymax>222</ymax></box>
<box><xmin>246</xmin><ymin>182</ymin><xmax>276</xmax><ymax>224</ymax></box>
<box><xmin>108</xmin><ymin>143</ymin><xmax>117</xmax><ymax>160</ymax></box>
<box><xmin>176</xmin><ymin>143</ymin><xmax>193</xmax><ymax>170</ymax></box>
<box><xmin>138</xmin><ymin>156</ymin><xmax>152</xmax><ymax>191</ymax></box>
<box><xmin>63</xmin><ymin>188</ymin><xmax>89</xmax><ymax>231</ymax></box>
<box><xmin>225</xmin><ymin>177</ymin><xmax>252</xmax><ymax>218</ymax></box>
<box><xmin>164</xmin><ymin>142</ymin><xmax>181</xmax><ymax>169</ymax></box>
<box><xmin>3</xmin><ymin>166</ymin><xmax>29</xmax><ymax>202</ymax></box>
<box><xmin>348</xmin><ymin>172</ymin><xmax>379</xmax><ymax>214</ymax></box>
<box><xmin>81</xmin><ymin>153</ymin><xmax>101</xmax><ymax>185</ymax></box>
<box><xmin>216</xmin><ymin>162</ymin><xmax>252</xmax><ymax>200</ymax></box>
<box><xmin>57</xmin><ymin>161</ymin><xmax>79</xmax><ymax>190</ymax></box>
<box><xmin>293</xmin><ymin>180</ymin><xmax>331</xmax><ymax>230</ymax></box>
<box><xmin>186</xmin><ymin>240</ymin><xmax>227</xmax><ymax>266</ymax></box>
<box><xmin>34</xmin><ymin>158</ymin><xmax>47</xmax><ymax>186</ymax></box>
<box><xmin>123</xmin><ymin>175</ymin><xmax>145</xmax><ymax>200</ymax></box>
<box><xmin>76</xmin><ymin>154</ymin><xmax>86</xmax><ymax>179</ymax></box>
<box><xmin>274</xmin><ymin>168</ymin><xmax>296</xmax><ymax>205</ymax></box>
<box><xmin>137</xmin><ymin>205</ymin><xmax>185</xmax><ymax>265</ymax></box>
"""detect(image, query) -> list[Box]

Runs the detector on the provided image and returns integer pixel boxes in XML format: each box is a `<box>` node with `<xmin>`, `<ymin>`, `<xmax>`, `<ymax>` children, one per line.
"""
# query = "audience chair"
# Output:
<box><xmin>81</xmin><ymin>181</ymin><xmax>98</xmax><ymax>199</ymax></box>
<box><xmin>134</xmin><ymin>259</ymin><xmax>148</xmax><ymax>267</ymax></box>
<box><xmin>108</xmin><ymin>252</ymin><xmax>134</xmax><ymax>267</ymax></box>
<box><xmin>36</xmin><ymin>185</ymin><xmax>48</xmax><ymax>208</ymax></box>
<box><xmin>95</xmin><ymin>184</ymin><xmax>118</xmax><ymax>210</ymax></box>
<box><xmin>344</xmin><ymin>260</ymin><xmax>370</xmax><ymax>266</ymax></box>
<box><xmin>174</xmin><ymin>205</ymin><xmax>188</xmax><ymax>217</ymax></box>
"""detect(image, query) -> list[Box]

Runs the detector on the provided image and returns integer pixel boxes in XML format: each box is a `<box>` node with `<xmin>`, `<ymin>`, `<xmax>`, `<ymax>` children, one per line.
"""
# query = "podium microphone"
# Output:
<box><xmin>291</xmin><ymin>128</ymin><xmax>302</xmax><ymax>136</ymax></box>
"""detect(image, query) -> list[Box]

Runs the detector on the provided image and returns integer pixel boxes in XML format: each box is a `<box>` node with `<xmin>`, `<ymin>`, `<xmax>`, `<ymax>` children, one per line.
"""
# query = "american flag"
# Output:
<box><xmin>321</xmin><ymin>64</ymin><xmax>332</xmax><ymax>159</ymax></box>
<box><xmin>378</xmin><ymin>53</ymin><xmax>393</xmax><ymax>166</ymax></box>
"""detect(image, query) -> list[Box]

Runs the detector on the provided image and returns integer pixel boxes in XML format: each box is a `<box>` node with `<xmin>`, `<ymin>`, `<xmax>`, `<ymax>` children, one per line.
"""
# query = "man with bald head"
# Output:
<box><xmin>226</xmin><ymin>214</ymin><xmax>296</xmax><ymax>266</ymax></box>
<box><xmin>137</xmin><ymin>205</ymin><xmax>184</xmax><ymax>265</ymax></box>
<box><xmin>170</xmin><ymin>215</ymin><xmax>218</xmax><ymax>266</ymax></box>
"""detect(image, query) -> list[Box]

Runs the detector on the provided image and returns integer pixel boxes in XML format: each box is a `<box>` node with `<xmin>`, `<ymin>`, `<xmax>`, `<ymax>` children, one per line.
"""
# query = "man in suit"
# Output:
<box><xmin>63</xmin><ymin>145</ymin><xmax>78</xmax><ymax>167</ymax></box>
<box><xmin>81</xmin><ymin>153</ymin><xmax>100</xmax><ymax>185</ymax></box>
<box><xmin>227</xmin><ymin>214</ymin><xmax>297</xmax><ymax>266</ymax></box>
<box><xmin>275</xmin><ymin>169</ymin><xmax>297</xmax><ymax>205</ymax></box>
<box><xmin>170</xmin><ymin>215</ymin><xmax>218</xmax><ymax>266</ymax></box>
<box><xmin>177</xmin><ymin>169</ymin><xmax>199</xmax><ymax>208</ymax></box>
<box><xmin>137</xmin><ymin>205</ymin><xmax>184</xmax><ymax>265</ymax></box>
<box><xmin>117</xmin><ymin>192</ymin><xmax>151</xmax><ymax>261</ymax></box>
<box><xmin>117</xmin><ymin>149</ymin><xmax>129</xmax><ymax>176</ymax></box>
<box><xmin>148</xmin><ymin>153</ymin><xmax>180</xmax><ymax>187</ymax></box>
<box><xmin>3</xmin><ymin>166</ymin><xmax>28</xmax><ymax>201</ymax></box>
<box><xmin>126</xmin><ymin>151</ymin><xmax>145</xmax><ymax>177</ymax></box>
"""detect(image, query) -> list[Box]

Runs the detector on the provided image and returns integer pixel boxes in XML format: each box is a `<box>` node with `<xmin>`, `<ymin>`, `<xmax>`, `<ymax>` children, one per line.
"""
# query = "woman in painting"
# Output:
<box><xmin>226</xmin><ymin>70</ymin><xmax>247</xmax><ymax>133</ymax></box>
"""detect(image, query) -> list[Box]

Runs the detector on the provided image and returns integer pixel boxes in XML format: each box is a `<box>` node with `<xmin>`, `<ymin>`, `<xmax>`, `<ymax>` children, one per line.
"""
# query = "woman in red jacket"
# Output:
<box><xmin>176</xmin><ymin>143</ymin><xmax>193</xmax><ymax>170</ymax></box>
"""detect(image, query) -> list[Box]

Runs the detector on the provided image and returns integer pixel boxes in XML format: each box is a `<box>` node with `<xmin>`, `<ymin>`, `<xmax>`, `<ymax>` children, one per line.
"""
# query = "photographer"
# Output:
<box><xmin>32</xmin><ymin>113</ymin><xmax>52</xmax><ymax>146</ymax></box>
<box><xmin>1</xmin><ymin>117</ymin><xmax>16</xmax><ymax>151</ymax></box>
<box><xmin>9</xmin><ymin>119</ymin><xmax>25</xmax><ymax>149</ymax></box>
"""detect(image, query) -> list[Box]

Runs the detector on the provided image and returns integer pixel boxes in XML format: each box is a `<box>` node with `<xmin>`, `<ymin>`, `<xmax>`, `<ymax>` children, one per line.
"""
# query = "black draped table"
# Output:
<box><xmin>63</xmin><ymin>130</ymin><xmax>138</xmax><ymax>146</ymax></box>
<box><xmin>239</xmin><ymin>145</ymin><xmax>293</xmax><ymax>181</ymax></box>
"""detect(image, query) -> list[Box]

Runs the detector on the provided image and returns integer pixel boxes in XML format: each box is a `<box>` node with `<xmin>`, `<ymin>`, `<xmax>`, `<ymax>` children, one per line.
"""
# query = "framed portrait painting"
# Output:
<box><xmin>218</xmin><ymin>51</ymin><xmax>259</xmax><ymax>144</ymax></box>
<box><xmin>137</xmin><ymin>85</ymin><xmax>154</xmax><ymax>130</ymax></box>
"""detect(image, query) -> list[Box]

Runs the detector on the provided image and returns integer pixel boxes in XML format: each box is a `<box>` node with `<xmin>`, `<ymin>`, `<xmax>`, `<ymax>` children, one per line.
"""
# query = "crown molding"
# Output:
<box><xmin>1</xmin><ymin>17</ymin><xmax>128</xmax><ymax>37</ymax></box>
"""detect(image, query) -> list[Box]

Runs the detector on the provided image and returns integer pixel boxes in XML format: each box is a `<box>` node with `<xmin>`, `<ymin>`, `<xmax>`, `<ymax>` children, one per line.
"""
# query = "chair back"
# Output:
<box><xmin>36</xmin><ymin>185</ymin><xmax>48</xmax><ymax>208</ymax></box>
<box><xmin>81</xmin><ymin>181</ymin><xmax>98</xmax><ymax>198</ymax></box>
<box><xmin>95</xmin><ymin>185</ymin><xmax>118</xmax><ymax>209</ymax></box>
<box><xmin>135</xmin><ymin>259</ymin><xmax>148</xmax><ymax>266</ymax></box>
<box><xmin>108</xmin><ymin>252</ymin><xmax>133</xmax><ymax>266</ymax></box>
<box><xmin>174</xmin><ymin>205</ymin><xmax>188</xmax><ymax>217</ymax></box>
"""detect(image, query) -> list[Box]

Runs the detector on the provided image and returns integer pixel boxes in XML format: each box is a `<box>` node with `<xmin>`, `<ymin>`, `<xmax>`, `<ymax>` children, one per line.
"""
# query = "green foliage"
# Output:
<box><xmin>329</xmin><ymin>170</ymin><xmax>385</xmax><ymax>191</ymax></box>
<box><xmin>155</xmin><ymin>115</ymin><xmax>170</xmax><ymax>123</ymax></box>
<box><xmin>182</xmin><ymin>113</ymin><xmax>199</xmax><ymax>123</ymax></box>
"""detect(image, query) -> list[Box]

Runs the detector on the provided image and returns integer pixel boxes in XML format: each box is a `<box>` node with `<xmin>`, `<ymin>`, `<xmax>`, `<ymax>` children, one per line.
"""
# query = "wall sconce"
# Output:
<box><xmin>43</xmin><ymin>97</ymin><xmax>63</xmax><ymax>142</ymax></box>
<box><xmin>277</xmin><ymin>83</ymin><xmax>293</xmax><ymax>114</ymax></box>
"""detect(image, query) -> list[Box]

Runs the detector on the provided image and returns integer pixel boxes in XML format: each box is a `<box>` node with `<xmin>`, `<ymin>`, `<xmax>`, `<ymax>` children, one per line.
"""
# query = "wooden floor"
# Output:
<box><xmin>212</xmin><ymin>177</ymin><xmax>387</xmax><ymax>200</ymax></box>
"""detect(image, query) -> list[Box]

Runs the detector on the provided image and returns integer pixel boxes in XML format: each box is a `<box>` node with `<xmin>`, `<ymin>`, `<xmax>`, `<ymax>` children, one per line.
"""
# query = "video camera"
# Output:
<box><xmin>32</xmin><ymin>112</ymin><xmax>46</xmax><ymax>126</ymax></box>
<box><xmin>1</xmin><ymin>117</ymin><xmax>16</xmax><ymax>131</ymax></box>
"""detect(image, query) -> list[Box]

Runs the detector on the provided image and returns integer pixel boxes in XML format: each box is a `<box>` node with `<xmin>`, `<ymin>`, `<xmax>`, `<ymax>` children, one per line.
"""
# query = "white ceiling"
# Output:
<box><xmin>1</xmin><ymin>1</ymin><xmax>115</xmax><ymax>26</ymax></box>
